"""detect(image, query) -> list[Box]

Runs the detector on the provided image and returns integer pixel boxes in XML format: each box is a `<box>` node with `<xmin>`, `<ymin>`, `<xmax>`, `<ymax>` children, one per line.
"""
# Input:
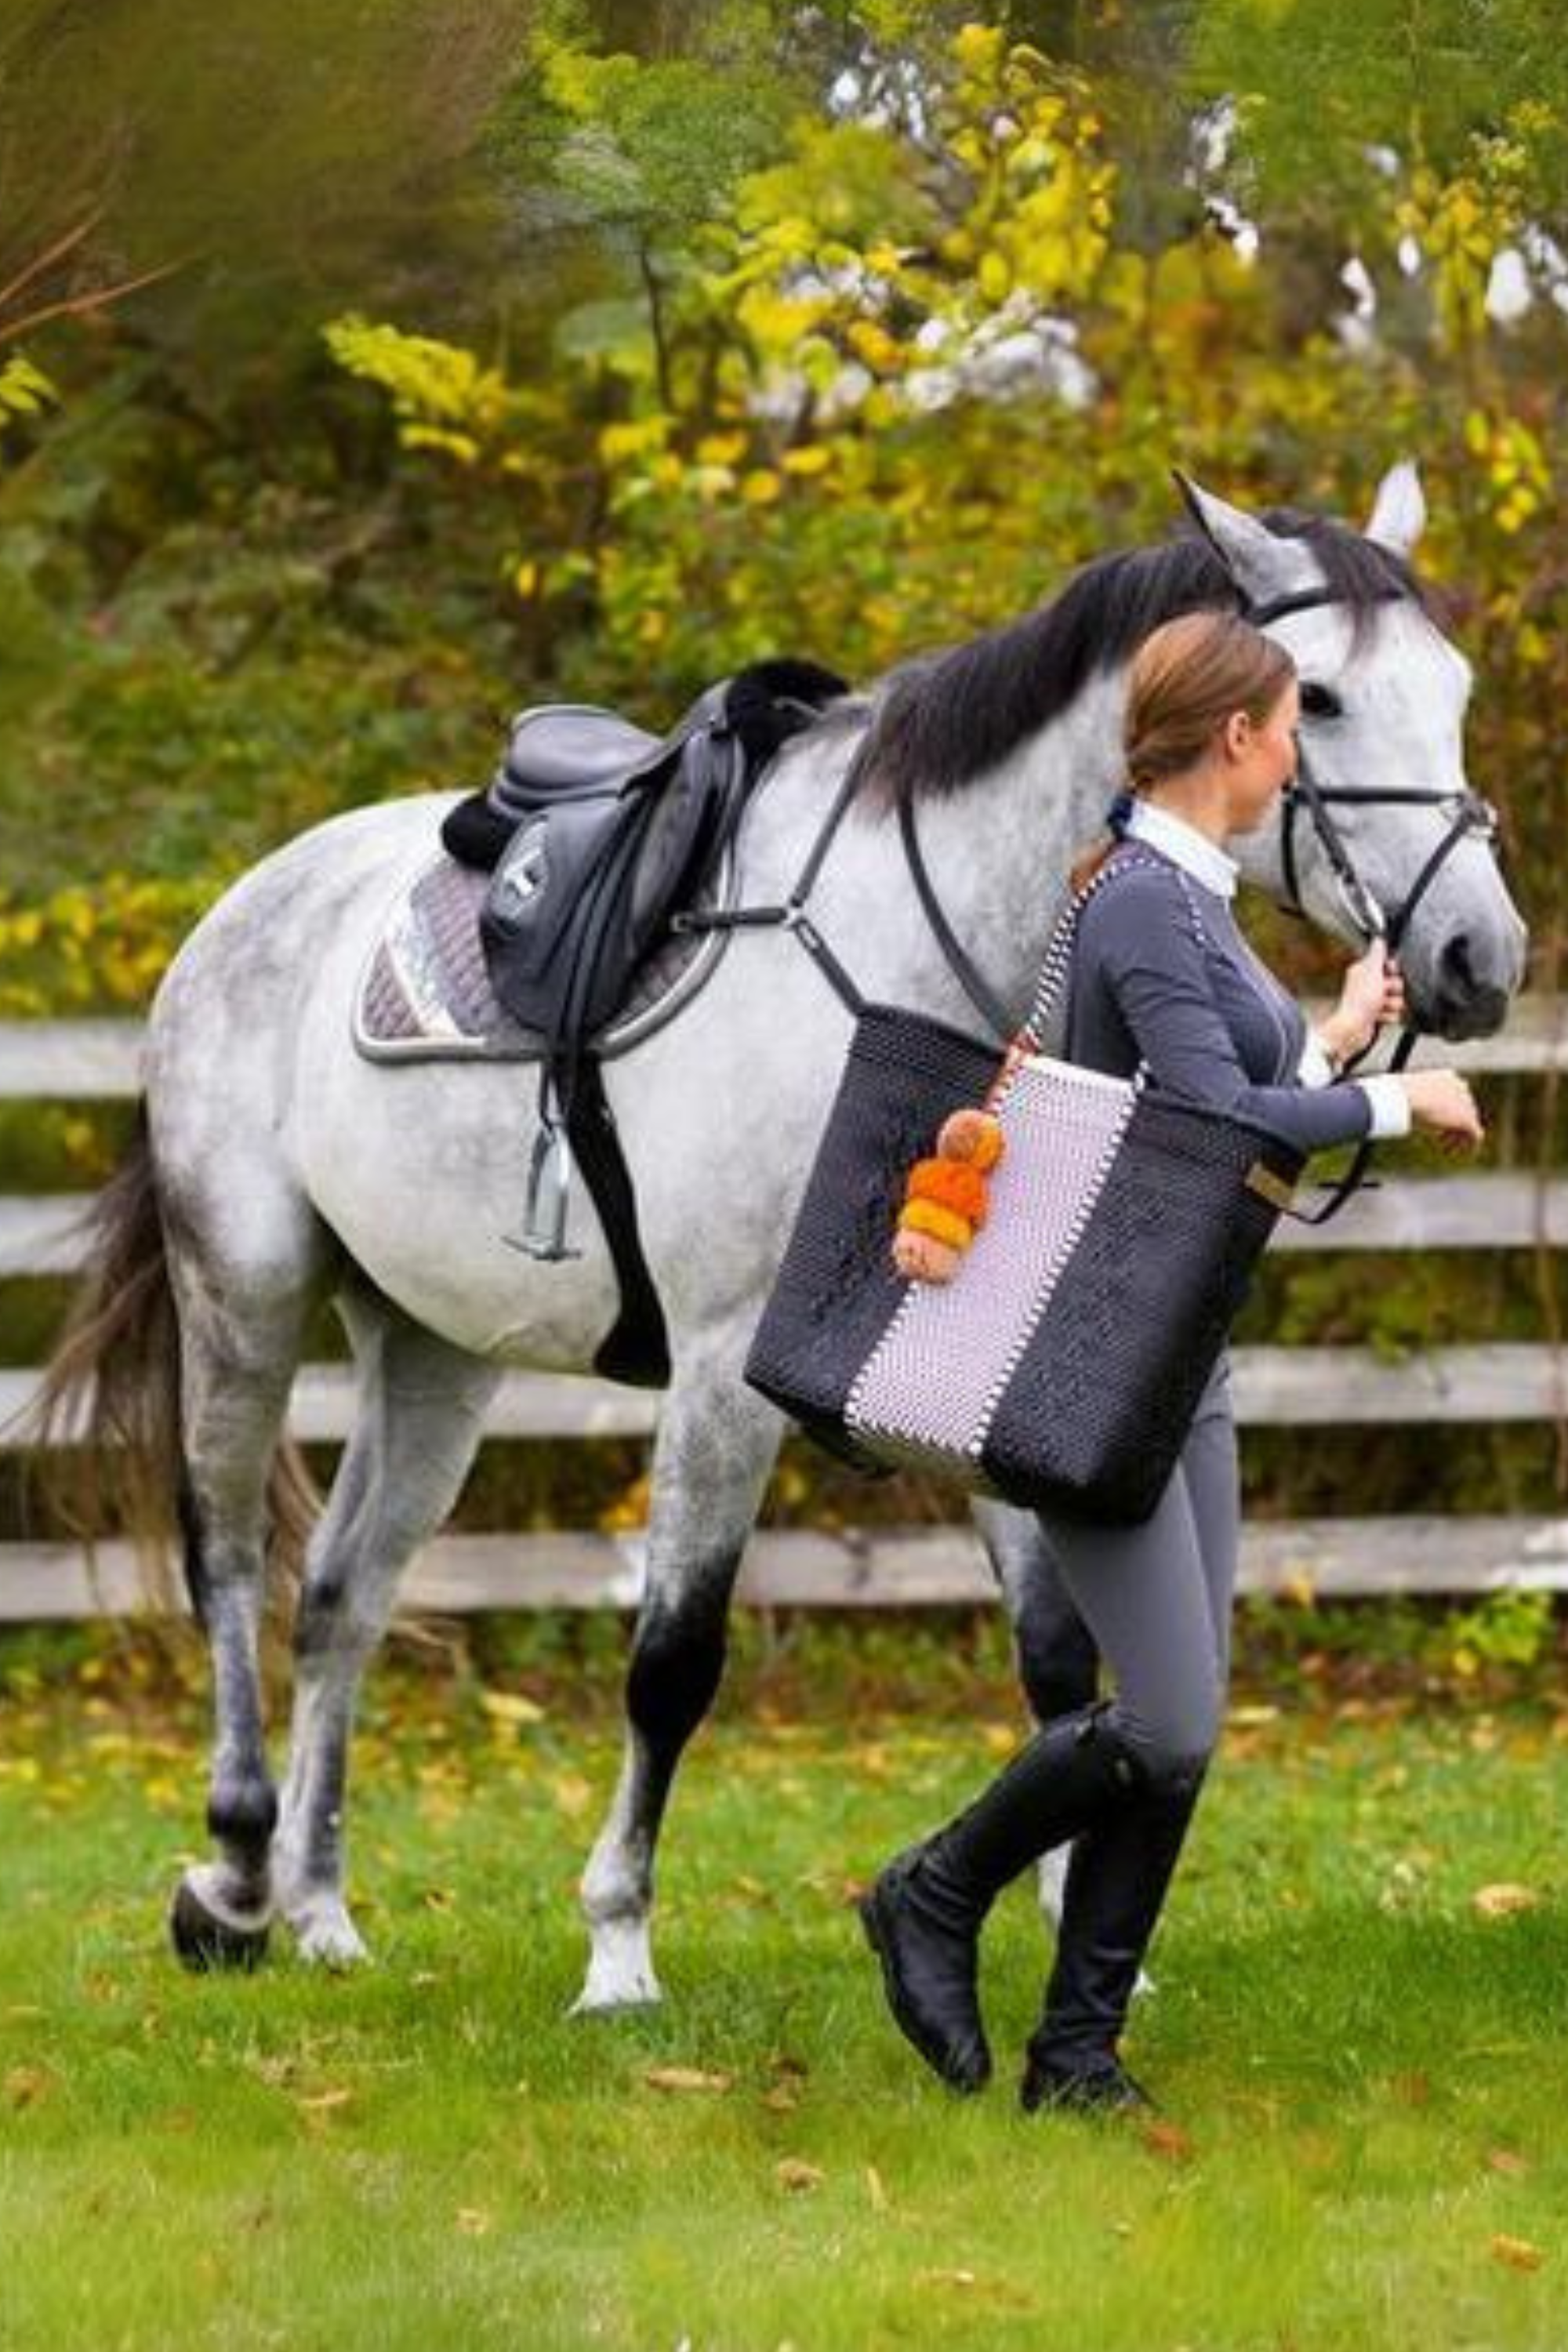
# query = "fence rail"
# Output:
<box><xmin>2</xmin><ymin>1007</ymin><xmax>1564</xmax><ymax>1621</ymax></box>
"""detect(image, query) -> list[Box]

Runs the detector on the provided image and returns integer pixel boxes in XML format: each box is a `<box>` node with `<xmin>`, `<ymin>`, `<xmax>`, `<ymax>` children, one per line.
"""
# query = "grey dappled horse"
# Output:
<box><xmin>39</xmin><ymin>467</ymin><xmax>1526</xmax><ymax>2009</ymax></box>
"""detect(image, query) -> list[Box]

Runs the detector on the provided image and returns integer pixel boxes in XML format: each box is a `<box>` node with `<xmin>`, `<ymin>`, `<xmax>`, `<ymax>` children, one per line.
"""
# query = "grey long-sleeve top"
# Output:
<box><xmin>1063</xmin><ymin>842</ymin><xmax>1384</xmax><ymax>1157</ymax></box>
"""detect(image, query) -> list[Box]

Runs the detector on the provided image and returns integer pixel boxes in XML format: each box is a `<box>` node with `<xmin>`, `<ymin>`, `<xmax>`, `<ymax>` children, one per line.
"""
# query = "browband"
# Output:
<box><xmin>1242</xmin><ymin>582</ymin><xmax>1406</xmax><ymax>628</ymax></box>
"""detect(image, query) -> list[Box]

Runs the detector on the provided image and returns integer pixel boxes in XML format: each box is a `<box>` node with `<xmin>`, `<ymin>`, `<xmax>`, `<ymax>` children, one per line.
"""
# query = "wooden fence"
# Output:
<box><xmin>2</xmin><ymin>1008</ymin><xmax>1566</xmax><ymax>1621</ymax></box>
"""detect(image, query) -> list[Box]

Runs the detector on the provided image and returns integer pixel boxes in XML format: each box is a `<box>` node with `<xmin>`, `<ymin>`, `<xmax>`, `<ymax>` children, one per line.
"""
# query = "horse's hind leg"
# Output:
<box><xmin>167</xmin><ymin>1236</ymin><xmax>321</xmax><ymax>1970</ymax></box>
<box><xmin>573</xmin><ymin>1345</ymin><xmax>783</xmax><ymax>2014</ymax></box>
<box><xmin>274</xmin><ymin>1287</ymin><xmax>499</xmax><ymax>1965</ymax></box>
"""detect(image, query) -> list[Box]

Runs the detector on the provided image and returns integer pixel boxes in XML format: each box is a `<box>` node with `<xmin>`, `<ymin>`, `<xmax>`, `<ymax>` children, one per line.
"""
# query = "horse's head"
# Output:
<box><xmin>1177</xmin><ymin>466</ymin><xmax>1528</xmax><ymax>1040</ymax></box>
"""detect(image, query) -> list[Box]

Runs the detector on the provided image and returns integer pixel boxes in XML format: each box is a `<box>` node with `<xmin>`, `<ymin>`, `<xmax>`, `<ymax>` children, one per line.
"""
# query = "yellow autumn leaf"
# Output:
<box><xmin>478</xmin><ymin>1689</ymin><xmax>545</xmax><ymax>1726</ymax></box>
<box><xmin>775</xmin><ymin>2158</ymin><xmax>824</xmax><ymax>2193</ymax></box>
<box><xmin>1491</xmin><ymin>2234</ymin><xmax>1544</xmax><ymax>2271</ymax></box>
<box><xmin>978</xmin><ymin>251</ymin><xmax>1012</xmax><ymax>303</ymax></box>
<box><xmin>643</xmin><ymin>2066</ymin><xmax>735</xmax><ymax>2096</ymax></box>
<box><xmin>1472</xmin><ymin>1882</ymin><xmax>1541</xmax><ymax>1918</ymax></box>
<box><xmin>953</xmin><ymin>23</ymin><xmax>1004</xmax><ymax>74</ymax></box>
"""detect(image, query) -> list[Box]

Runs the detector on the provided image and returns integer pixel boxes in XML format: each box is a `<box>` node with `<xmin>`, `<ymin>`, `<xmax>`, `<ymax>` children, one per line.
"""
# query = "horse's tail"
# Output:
<box><xmin>14</xmin><ymin>1106</ymin><xmax>318</xmax><ymax>1605</ymax></box>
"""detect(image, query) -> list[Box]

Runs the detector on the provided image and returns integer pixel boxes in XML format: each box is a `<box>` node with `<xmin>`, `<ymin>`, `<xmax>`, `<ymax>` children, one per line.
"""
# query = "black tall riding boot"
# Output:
<box><xmin>1019</xmin><ymin>1762</ymin><xmax>1207</xmax><ymax>2115</ymax></box>
<box><xmin>858</xmin><ymin>1701</ymin><xmax>1144</xmax><ymax>2093</ymax></box>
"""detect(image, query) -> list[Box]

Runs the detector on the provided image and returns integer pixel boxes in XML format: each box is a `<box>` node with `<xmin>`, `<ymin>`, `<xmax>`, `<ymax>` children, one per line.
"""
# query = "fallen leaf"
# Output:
<box><xmin>456</xmin><ymin>2208</ymin><xmax>492</xmax><ymax>2237</ymax></box>
<box><xmin>1485</xmin><ymin>2147</ymin><xmax>1531</xmax><ymax>2177</ymax></box>
<box><xmin>762</xmin><ymin>2083</ymin><xmax>799</xmax><ymax>2113</ymax></box>
<box><xmin>916</xmin><ymin>2268</ymin><xmax>978</xmax><ymax>2289</ymax></box>
<box><xmin>775</xmin><ymin>2158</ymin><xmax>824</xmax><ymax>2194</ymax></box>
<box><xmin>479</xmin><ymin>1690</ymin><xmax>544</xmax><ymax>1727</ymax></box>
<box><xmin>866</xmin><ymin>2164</ymin><xmax>889</xmax><ymax>2212</ymax></box>
<box><xmin>1491</xmin><ymin>2234</ymin><xmax>1544</xmax><ymax>2272</ymax></box>
<box><xmin>293</xmin><ymin>2087</ymin><xmax>354</xmax><ymax>2114</ymax></box>
<box><xmin>1140</xmin><ymin>2118</ymin><xmax>1196</xmax><ymax>2164</ymax></box>
<box><xmin>4</xmin><ymin>2065</ymin><xmax>53</xmax><ymax>2111</ymax></box>
<box><xmin>642</xmin><ymin>2066</ymin><xmax>734</xmax><ymax>2096</ymax></box>
<box><xmin>1472</xmin><ymin>1883</ymin><xmax>1541</xmax><ymax>1919</ymax></box>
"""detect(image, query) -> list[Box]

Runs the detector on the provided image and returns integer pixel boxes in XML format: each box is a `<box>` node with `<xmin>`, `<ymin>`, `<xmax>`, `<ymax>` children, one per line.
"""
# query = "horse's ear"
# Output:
<box><xmin>1169</xmin><ymin>469</ymin><xmax>1316</xmax><ymax>607</ymax></box>
<box><xmin>1364</xmin><ymin>459</ymin><xmax>1426</xmax><ymax>557</ymax></box>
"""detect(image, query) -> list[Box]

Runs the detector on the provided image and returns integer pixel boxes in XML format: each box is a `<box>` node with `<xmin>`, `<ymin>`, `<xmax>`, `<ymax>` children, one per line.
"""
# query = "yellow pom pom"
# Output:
<box><xmin>899</xmin><ymin>1197</ymin><xmax>975</xmax><ymax>1253</ymax></box>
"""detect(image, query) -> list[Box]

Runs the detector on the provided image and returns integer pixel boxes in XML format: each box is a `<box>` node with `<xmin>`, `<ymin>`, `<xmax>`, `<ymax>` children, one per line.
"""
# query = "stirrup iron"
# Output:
<box><xmin>506</xmin><ymin>1105</ymin><xmax>583</xmax><ymax>1260</ymax></box>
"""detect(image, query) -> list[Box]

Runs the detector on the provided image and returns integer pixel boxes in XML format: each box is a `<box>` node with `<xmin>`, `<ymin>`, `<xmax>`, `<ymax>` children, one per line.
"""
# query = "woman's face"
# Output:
<box><xmin>1221</xmin><ymin>678</ymin><xmax>1300</xmax><ymax>833</ymax></box>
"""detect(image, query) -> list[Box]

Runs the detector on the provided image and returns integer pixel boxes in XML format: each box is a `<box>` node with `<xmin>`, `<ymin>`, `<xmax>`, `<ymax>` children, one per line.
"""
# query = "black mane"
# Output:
<box><xmin>859</xmin><ymin>509</ymin><xmax>1436</xmax><ymax>807</ymax></box>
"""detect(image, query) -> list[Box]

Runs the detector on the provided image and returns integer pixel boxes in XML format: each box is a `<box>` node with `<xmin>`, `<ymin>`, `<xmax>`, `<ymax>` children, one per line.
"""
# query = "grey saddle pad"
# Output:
<box><xmin>353</xmin><ymin>850</ymin><xmax>731</xmax><ymax>1064</ymax></box>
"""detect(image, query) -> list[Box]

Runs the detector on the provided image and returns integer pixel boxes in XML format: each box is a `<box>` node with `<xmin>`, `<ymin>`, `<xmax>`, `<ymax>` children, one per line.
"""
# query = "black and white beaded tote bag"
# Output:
<box><xmin>744</xmin><ymin>848</ymin><xmax>1308</xmax><ymax>1525</ymax></box>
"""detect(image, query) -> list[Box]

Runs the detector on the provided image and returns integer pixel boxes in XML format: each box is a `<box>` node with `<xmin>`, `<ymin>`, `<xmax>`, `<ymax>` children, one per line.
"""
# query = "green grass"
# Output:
<box><xmin>1</xmin><ymin>1639</ymin><xmax>1565</xmax><ymax>2351</ymax></box>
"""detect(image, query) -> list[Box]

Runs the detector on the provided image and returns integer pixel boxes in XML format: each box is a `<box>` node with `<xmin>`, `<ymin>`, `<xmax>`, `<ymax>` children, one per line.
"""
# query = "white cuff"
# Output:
<box><xmin>1297</xmin><ymin>1027</ymin><xmax>1337</xmax><ymax>1088</ymax></box>
<box><xmin>1355</xmin><ymin>1073</ymin><xmax>1412</xmax><ymax>1138</ymax></box>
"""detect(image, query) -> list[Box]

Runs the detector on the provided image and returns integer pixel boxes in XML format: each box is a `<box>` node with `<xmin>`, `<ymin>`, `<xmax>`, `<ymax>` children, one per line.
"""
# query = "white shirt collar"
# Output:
<box><xmin>1121</xmin><ymin>795</ymin><xmax>1239</xmax><ymax>900</ymax></box>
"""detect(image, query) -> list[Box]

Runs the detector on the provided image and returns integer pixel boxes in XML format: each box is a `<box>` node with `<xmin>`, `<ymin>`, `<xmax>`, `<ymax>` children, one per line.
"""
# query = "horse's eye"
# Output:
<box><xmin>1300</xmin><ymin>682</ymin><xmax>1343</xmax><ymax>720</ymax></box>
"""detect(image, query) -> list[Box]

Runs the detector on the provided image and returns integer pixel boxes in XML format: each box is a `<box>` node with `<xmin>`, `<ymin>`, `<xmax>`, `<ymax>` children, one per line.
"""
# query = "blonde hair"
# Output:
<box><xmin>1069</xmin><ymin>610</ymin><xmax>1296</xmax><ymax>890</ymax></box>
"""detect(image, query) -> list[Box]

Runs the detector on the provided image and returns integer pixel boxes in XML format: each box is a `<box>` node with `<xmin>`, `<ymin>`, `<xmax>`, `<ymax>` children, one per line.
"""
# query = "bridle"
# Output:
<box><xmin>1247</xmin><ymin>580</ymin><xmax>1503</xmax><ymax>1039</ymax></box>
<box><xmin>1225</xmin><ymin>577</ymin><xmax>1501</xmax><ymax>1217</ymax></box>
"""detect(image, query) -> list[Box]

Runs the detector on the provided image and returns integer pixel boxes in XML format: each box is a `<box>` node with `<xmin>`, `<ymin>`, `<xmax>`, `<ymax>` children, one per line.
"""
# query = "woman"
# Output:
<box><xmin>858</xmin><ymin>608</ymin><xmax>1486</xmax><ymax>2115</ymax></box>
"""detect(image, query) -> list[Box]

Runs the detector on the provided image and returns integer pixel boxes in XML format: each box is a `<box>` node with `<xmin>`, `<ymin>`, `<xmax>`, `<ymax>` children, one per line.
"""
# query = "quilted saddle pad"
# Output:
<box><xmin>352</xmin><ymin>851</ymin><xmax>730</xmax><ymax>1064</ymax></box>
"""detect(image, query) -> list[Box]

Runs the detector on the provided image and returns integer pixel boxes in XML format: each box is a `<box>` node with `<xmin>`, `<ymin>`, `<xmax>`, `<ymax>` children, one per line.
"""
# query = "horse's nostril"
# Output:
<box><xmin>1443</xmin><ymin>933</ymin><xmax>1476</xmax><ymax>992</ymax></box>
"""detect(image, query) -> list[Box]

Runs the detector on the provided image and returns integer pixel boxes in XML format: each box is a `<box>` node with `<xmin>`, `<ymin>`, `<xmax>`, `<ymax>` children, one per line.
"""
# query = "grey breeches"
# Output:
<box><xmin>1033</xmin><ymin>1348</ymin><xmax>1239</xmax><ymax>1784</ymax></box>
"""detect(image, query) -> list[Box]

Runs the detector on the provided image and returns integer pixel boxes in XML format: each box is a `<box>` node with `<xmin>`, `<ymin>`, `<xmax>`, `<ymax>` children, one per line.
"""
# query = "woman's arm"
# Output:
<box><xmin>1081</xmin><ymin>868</ymin><xmax>1408</xmax><ymax>1155</ymax></box>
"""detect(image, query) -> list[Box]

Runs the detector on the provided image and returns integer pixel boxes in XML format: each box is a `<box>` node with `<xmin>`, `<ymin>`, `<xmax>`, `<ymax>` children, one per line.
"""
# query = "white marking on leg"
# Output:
<box><xmin>182</xmin><ymin>1862</ymin><xmax>272</xmax><ymax>1936</ymax></box>
<box><xmin>570</xmin><ymin>1915</ymin><xmax>663</xmax><ymax>2014</ymax></box>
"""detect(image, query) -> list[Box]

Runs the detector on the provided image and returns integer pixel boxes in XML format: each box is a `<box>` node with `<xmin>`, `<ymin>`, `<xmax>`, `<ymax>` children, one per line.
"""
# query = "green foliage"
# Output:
<box><xmin>1189</xmin><ymin>0</ymin><xmax>1568</xmax><ymax>236</ymax></box>
<box><xmin>1440</xmin><ymin>1588</ymin><xmax>1556</xmax><ymax>1679</ymax></box>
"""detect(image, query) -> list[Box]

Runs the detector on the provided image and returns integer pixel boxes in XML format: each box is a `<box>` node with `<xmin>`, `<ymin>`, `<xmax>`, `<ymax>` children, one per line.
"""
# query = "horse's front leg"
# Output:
<box><xmin>572</xmin><ymin>1349</ymin><xmax>782</xmax><ymax>2013</ymax></box>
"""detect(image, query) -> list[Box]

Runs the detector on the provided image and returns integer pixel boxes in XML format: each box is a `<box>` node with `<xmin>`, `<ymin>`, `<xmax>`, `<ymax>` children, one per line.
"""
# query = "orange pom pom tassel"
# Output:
<box><xmin>905</xmin><ymin>1156</ymin><xmax>989</xmax><ymax>1226</ymax></box>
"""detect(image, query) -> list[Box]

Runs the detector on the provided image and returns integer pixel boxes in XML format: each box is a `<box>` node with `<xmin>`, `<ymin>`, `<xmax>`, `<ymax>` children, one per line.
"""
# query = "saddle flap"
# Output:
<box><xmin>481</xmin><ymin>794</ymin><xmax>644</xmax><ymax>1000</ymax></box>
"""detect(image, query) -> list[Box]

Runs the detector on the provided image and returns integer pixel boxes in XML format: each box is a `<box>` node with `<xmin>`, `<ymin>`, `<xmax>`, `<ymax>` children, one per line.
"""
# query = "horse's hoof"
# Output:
<box><xmin>169</xmin><ymin>1876</ymin><xmax>270</xmax><ymax>1973</ymax></box>
<box><xmin>570</xmin><ymin>1915</ymin><xmax>663</xmax><ymax>2015</ymax></box>
<box><xmin>290</xmin><ymin>1906</ymin><xmax>371</xmax><ymax>1970</ymax></box>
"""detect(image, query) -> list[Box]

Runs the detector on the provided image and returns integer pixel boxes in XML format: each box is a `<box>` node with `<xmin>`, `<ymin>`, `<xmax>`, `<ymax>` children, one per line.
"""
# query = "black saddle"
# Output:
<box><xmin>437</xmin><ymin>657</ymin><xmax>850</xmax><ymax>1388</ymax></box>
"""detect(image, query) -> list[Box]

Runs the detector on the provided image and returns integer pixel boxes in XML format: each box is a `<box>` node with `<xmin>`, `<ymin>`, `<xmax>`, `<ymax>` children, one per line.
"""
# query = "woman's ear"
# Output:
<box><xmin>1222</xmin><ymin>709</ymin><xmax>1253</xmax><ymax>761</ymax></box>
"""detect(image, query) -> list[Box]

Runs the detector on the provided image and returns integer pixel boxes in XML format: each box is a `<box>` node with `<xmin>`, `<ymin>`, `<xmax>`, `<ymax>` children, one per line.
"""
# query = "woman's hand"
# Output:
<box><xmin>1401</xmin><ymin>1069</ymin><xmax>1486</xmax><ymax>1154</ymax></box>
<box><xmin>1323</xmin><ymin>939</ymin><xmax>1406</xmax><ymax>1062</ymax></box>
